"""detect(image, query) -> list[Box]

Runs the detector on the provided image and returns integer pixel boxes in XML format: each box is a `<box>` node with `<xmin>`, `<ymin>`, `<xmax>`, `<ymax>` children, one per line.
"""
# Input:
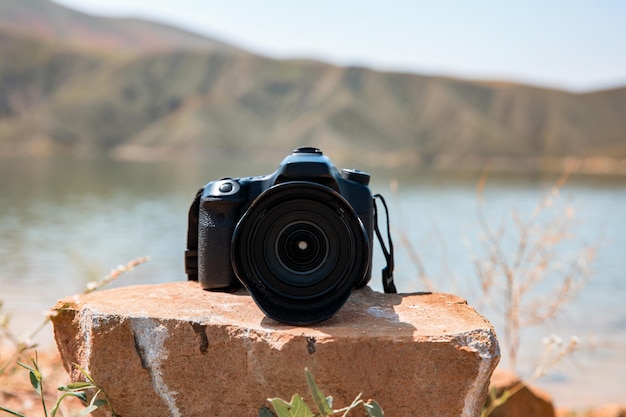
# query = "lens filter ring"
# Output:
<box><xmin>231</xmin><ymin>181</ymin><xmax>369</xmax><ymax>324</ymax></box>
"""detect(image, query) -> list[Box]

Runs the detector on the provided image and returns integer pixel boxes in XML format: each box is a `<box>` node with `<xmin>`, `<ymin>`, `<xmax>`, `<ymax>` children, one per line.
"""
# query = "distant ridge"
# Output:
<box><xmin>0</xmin><ymin>0</ymin><xmax>625</xmax><ymax>175</ymax></box>
<box><xmin>0</xmin><ymin>0</ymin><xmax>242</xmax><ymax>53</ymax></box>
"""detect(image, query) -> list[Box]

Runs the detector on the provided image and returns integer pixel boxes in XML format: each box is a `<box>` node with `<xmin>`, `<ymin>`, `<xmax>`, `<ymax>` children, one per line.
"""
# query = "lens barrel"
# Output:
<box><xmin>231</xmin><ymin>182</ymin><xmax>369</xmax><ymax>325</ymax></box>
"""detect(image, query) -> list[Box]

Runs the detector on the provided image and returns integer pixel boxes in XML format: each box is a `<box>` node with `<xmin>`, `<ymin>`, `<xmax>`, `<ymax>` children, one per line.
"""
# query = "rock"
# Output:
<box><xmin>487</xmin><ymin>368</ymin><xmax>556</xmax><ymax>417</ymax></box>
<box><xmin>51</xmin><ymin>281</ymin><xmax>500</xmax><ymax>417</ymax></box>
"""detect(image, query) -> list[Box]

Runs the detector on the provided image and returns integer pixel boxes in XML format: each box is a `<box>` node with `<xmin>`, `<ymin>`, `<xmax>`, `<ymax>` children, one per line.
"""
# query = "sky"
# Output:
<box><xmin>53</xmin><ymin>0</ymin><xmax>626</xmax><ymax>92</ymax></box>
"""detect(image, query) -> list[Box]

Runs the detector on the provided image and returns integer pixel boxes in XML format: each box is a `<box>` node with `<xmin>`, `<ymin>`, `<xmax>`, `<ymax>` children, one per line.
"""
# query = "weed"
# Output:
<box><xmin>481</xmin><ymin>335</ymin><xmax>579</xmax><ymax>416</ymax></box>
<box><xmin>0</xmin><ymin>353</ymin><xmax>119</xmax><ymax>417</ymax></box>
<box><xmin>473</xmin><ymin>171</ymin><xmax>596</xmax><ymax>370</ymax></box>
<box><xmin>391</xmin><ymin>172</ymin><xmax>598</xmax><ymax>415</ymax></box>
<box><xmin>0</xmin><ymin>256</ymin><xmax>149</xmax><ymax>416</ymax></box>
<box><xmin>260</xmin><ymin>368</ymin><xmax>385</xmax><ymax>417</ymax></box>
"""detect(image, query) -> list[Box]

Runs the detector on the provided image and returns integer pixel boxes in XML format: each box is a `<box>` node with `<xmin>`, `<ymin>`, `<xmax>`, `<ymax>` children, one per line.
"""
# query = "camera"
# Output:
<box><xmin>185</xmin><ymin>147</ymin><xmax>394</xmax><ymax>325</ymax></box>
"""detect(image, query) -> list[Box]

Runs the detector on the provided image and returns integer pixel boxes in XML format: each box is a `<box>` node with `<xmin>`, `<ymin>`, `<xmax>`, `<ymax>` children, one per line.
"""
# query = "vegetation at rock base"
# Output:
<box><xmin>0</xmin><ymin>257</ymin><xmax>148</xmax><ymax>417</ymax></box>
<box><xmin>260</xmin><ymin>368</ymin><xmax>385</xmax><ymax>417</ymax></box>
<box><xmin>0</xmin><ymin>354</ymin><xmax>119</xmax><ymax>417</ymax></box>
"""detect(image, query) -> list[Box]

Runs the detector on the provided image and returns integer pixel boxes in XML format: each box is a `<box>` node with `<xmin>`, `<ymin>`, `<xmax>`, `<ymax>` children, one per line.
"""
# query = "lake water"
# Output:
<box><xmin>1</xmin><ymin>157</ymin><xmax>625</xmax><ymax>408</ymax></box>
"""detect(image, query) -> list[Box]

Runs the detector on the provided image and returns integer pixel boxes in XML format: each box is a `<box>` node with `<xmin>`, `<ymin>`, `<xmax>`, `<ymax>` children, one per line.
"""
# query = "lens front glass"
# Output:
<box><xmin>274</xmin><ymin>220</ymin><xmax>329</xmax><ymax>277</ymax></box>
<box><xmin>261</xmin><ymin>207</ymin><xmax>341</xmax><ymax>293</ymax></box>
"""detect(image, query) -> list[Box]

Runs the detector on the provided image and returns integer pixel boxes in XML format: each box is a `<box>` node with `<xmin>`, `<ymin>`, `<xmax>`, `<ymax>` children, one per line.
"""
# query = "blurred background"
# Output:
<box><xmin>0</xmin><ymin>0</ymin><xmax>624</xmax><ymax>411</ymax></box>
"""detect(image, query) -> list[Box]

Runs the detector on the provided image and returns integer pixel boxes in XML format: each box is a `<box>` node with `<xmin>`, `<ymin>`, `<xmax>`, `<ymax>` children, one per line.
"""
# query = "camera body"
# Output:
<box><xmin>186</xmin><ymin>147</ymin><xmax>375</xmax><ymax>324</ymax></box>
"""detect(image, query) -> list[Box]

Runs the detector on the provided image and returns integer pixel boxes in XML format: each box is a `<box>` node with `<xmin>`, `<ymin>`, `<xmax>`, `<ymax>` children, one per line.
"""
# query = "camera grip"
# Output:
<box><xmin>197</xmin><ymin>201</ymin><xmax>241</xmax><ymax>290</ymax></box>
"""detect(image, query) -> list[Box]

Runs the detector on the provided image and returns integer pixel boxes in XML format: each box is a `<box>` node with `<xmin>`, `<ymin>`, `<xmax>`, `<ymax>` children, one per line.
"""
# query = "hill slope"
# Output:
<box><xmin>0</xmin><ymin>0</ymin><xmax>240</xmax><ymax>52</ymax></box>
<box><xmin>0</xmin><ymin>0</ymin><xmax>625</xmax><ymax>173</ymax></box>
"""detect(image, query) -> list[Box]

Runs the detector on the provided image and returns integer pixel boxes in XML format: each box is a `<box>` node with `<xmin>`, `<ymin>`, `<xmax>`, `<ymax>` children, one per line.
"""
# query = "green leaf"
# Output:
<box><xmin>16</xmin><ymin>360</ymin><xmax>37</xmax><ymax>375</ymax></box>
<box><xmin>74</xmin><ymin>391</ymin><xmax>89</xmax><ymax>402</ymax></box>
<box><xmin>0</xmin><ymin>405</ymin><xmax>27</xmax><ymax>417</ymax></box>
<box><xmin>93</xmin><ymin>399</ymin><xmax>108</xmax><ymax>407</ymax></box>
<box><xmin>259</xmin><ymin>406</ymin><xmax>276</xmax><ymax>417</ymax></box>
<box><xmin>73</xmin><ymin>363</ymin><xmax>97</xmax><ymax>385</ymax></box>
<box><xmin>289</xmin><ymin>395</ymin><xmax>314</xmax><ymax>417</ymax></box>
<box><xmin>364</xmin><ymin>400</ymin><xmax>386</xmax><ymax>417</ymax></box>
<box><xmin>17</xmin><ymin>359</ymin><xmax>43</xmax><ymax>395</ymax></box>
<box><xmin>59</xmin><ymin>381</ymin><xmax>95</xmax><ymax>391</ymax></box>
<box><xmin>268</xmin><ymin>398</ymin><xmax>291</xmax><ymax>417</ymax></box>
<box><xmin>78</xmin><ymin>404</ymin><xmax>100</xmax><ymax>416</ymax></box>
<box><xmin>305</xmin><ymin>368</ymin><xmax>333</xmax><ymax>416</ymax></box>
<box><xmin>268</xmin><ymin>395</ymin><xmax>314</xmax><ymax>417</ymax></box>
<box><xmin>30</xmin><ymin>370</ymin><xmax>43</xmax><ymax>395</ymax></box>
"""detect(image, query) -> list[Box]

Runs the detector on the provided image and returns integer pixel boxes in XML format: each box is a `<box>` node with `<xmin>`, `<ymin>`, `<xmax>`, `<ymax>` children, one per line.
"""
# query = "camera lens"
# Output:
<box><xmin>274</xmin><ymin>220</ymin><xmax>329</xmax><ymax>277</ymax></box>
<box><xmin>263</xmin><ymin>212</ymin><xmax>340</xmax><ymax>292</ymax></box>
<box><xmin>232</xmin><ymin>182</ymin><xmax>369</xmax><ymax>325</ymax></box>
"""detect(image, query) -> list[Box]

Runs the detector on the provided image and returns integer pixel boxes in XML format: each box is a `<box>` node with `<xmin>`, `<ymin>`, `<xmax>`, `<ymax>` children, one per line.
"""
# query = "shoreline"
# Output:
<box><xmin>3</xmin><ymin>152</ymin><xmax>626</xmax><ymax>178</ymax></box>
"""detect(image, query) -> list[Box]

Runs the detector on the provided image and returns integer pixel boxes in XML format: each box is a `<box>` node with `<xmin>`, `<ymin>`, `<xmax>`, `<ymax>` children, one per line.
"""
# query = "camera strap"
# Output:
<box><xmin>185</xmin><ymin>188</ymin><xmax>203</xmax><ymax>281</ymax></box>
<box><xmin>373</xmin><ymin>194</ymin><xmax>397</xmax><ymax>294</ymax></box>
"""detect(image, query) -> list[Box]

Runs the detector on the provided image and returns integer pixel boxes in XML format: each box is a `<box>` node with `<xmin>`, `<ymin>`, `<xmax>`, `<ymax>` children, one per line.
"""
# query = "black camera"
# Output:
<box><xmin>185</xmin><ymin>147</ymin><xmax>395</xmax><ymax>325</ymax></box>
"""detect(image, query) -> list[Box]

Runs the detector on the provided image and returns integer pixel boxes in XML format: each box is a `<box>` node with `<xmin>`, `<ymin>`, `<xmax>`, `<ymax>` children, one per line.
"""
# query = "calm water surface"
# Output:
<box><xmin>1</xmin><ymin>157</ymin><xmax>624</xmax><ymax>408</ymax></box>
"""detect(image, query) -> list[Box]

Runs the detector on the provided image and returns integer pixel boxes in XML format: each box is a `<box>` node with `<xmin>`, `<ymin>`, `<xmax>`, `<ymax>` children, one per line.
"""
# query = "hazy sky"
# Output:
<box><xmin>53</xmin><ymin>0</ymin><xmax>626</xmax><ymax>92</ymax></box>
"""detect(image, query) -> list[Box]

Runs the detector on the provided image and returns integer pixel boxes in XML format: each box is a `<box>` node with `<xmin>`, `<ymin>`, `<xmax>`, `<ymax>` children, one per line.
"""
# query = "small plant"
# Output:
<box><xmin>472</xmin><ymin>171</ymin><xmax>596</xmax><ymax>370</ymax></box>
<box><xmin>0</xmin><ymin>353</ymin><xmax>119</xmax><ymax>417</ymax></box>
<box><xmin>260</xmin><ymin>368</ymin><xmax>385</xmax><ymax>417</ymax></box>
<box><xmin>56</xmin><ymin>363</ymin><xmax>120</xmax><ymax>417</ymax></box>
<box><xmin>390</xmin><ymin>173</ymin><xmax>596</xmax><ymax>416</ymax></box>
<box><xmin>481</xmin><ymin>335</ymin><xmax>579</xmax><ymax>417</ymax></box>
<box><xmin>1</xmin><ymin>256</ymin><xmax>149</xmax><ymax>416</ymax></box>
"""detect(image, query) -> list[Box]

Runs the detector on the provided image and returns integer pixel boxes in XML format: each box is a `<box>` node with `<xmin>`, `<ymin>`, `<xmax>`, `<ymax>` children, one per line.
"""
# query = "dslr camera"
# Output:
<box><xmin>185</xmin><ymin>147</ymin><xmax>394</xmax><ymax>325</ymax></box>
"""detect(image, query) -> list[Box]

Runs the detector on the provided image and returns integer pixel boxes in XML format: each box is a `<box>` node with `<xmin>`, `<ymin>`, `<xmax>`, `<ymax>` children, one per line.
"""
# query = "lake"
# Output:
<box><xmin>1</xmin><ymin>156</ymin><xmax>625</xmax><ymax>408</ymax></box>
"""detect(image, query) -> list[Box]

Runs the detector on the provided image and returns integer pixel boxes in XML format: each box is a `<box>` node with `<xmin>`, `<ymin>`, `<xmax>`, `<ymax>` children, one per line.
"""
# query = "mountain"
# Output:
<box><xmin>0</xmin><ymin>0</ymin><xmax>240</xmax><ymax>53</ymax></box>
<box><xmin>1</xmin><ymin>0</ymin><xmax>625</xmax><ymax>174</ymax></box>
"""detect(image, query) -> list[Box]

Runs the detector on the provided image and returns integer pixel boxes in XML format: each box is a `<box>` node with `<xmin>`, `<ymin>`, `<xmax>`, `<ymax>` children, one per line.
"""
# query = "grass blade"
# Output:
<box><xmin>305</xmin><ymin>368</ymin><xmax>333</xmax><ymax>416</ymax></box>
<box><xmin>0</xmin><ymin>405</ymin><xmax>27</xmax><ymax>417</ymax></box>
